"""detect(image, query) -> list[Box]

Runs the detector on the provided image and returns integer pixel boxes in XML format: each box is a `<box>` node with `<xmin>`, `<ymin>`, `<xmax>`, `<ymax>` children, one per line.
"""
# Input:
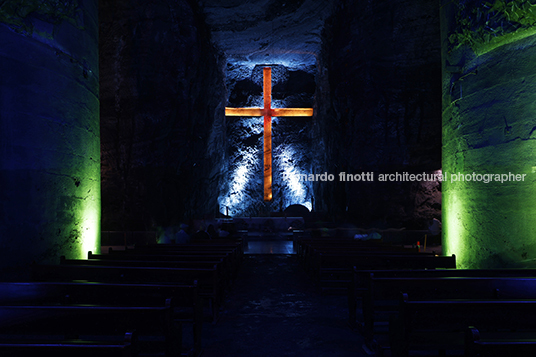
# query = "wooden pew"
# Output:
<box><xmin>295</xmin><ymin>236</ymin><xmax>418</xmax><ymax>253</ymax></box>
<box><xmin>87</xmin><ymin>252</ymin><xmax>237</xmax><ymax>287</ymax></box>
<box><xmin>31</xmin><ymin>262</ymin><xmax>222</xmax><ymax>324</ymax></box>
<box><xmin>296</xmin><ymin>238</ymin><xmax>426</xmax><ymax>293</ymax></box>
<box><xmin>65</xmin><ymin>256</ymin><xmax>233</xmax><ymax>291</ymax></box>
<box><xmin>72</xmin><ymin>257</ymin><xmax>224</xmax><ymax>269</ymax></box>
<box><xmin>107</xmin><ymin>248</ymin><xmax>240</xmax><ymax>283</ymax></box>
<box><xmin>317</xmin><ymin>252</ymin><xmax>450</xmax><ymax>274</ymax></box>
<box><xmin>135</xmin><ymin>241</ymin><xmax>243</xmax><ymax>257</ymax></box>
<box><xmin>317</xmin><ymin>253</ymin><xmax>455</xmax><ymax>295</ymax></box>
<box><xmin>349</xmin><ymin>268</ymin><xmax>536</xmax><ymax>335</ymax></box>
<box><xmin>91</xmin><ymin>251</ymin><xmax>228</xmax><ymax>264</ymax></box>
<box><xmin>0</xmin><ymin>302</ymin><xmax>178</xmax><ymax>356</ymax></box>
<box><xmin>389</xmin><ymin>294</ymin><xmax>536</xmax><ymax>357</ymax></box>
<box><xmin>360</xmin><ymin>276</ymin><xmax>536</xmax><ymax>350</ymax></box>
<box><xmin>355</xmin><ymin>267</ymin><xmax>536</xmax><ymax>280</ymax></box>
<box><xmin>0</xmin><ymin>331</ymin><xmax>137</xmax><ymax>357</ymax></box>
<box><xmin>305</xmin><ymin>247</ymin><xmax>426</xmax><ymax>276</ymax></box>
<box><xmin>351</xmin><ymin>268</ymin><xmax>536</xmax><ymax>307</ymax></box>
<box><xmin>132</xmin><ymin>242</ymin><xmax>243</xmax><ymax>267</ymax></box>
<box><xmin>465</xmin><ymin>326</ymin><xmax>536</xmax><ymax>357</ymax></box>
<box><xmin>295</xmin><ymin>237</ymin><xmax>439</xmax><ymax>285</ymax></box>
<box><xmin>296</xmin><ymin>238</ymin><xmax>419</xmax><ymax>270</ymax></box>
<box><xmin>0</xmin><ymin>281</ymin><xmax>202</xmax><ymax>356</ymax></box>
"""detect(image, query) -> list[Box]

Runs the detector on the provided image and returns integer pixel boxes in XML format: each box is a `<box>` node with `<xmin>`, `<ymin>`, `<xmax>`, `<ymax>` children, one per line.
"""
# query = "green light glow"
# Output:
<box><xmin>442</xmin><ymin>2</ymin><xmax>536</xmax><ymax>268</ymax></box>
<box><xmin>443</xmin><ymin>186</ymin><xmax>466</xmax><ymax>268</ymax></box>
<box><xmin>66</xmin><ymin>113</ymin><xmax>101</xmax><ymax>260</ymax></box>
<box><xmin>476</xmin><ymin>27</ymin><xmax>536</xmax><ymax>56</ymax></box>
<box><xmin>448</xmin><ymin>0</ymin><xmax>536</xmax><ymax>57</ymax></box>
<box><xmin>442</xmin><ymin>143</ymin><xmax>536</xmax><ymax>268</ymax></box>
<box><xmin>79</xmin><ymin>191</ymin><xmax>101</xmax><ymax>258</ymax></box>
<box><xmin>75</xmin><ymin>132</ymin><xmax>101</xmax><ymax>259</ymax></box>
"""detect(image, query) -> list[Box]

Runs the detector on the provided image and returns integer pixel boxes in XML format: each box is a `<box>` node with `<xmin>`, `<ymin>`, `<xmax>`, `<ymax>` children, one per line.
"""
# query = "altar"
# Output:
<box><xmin>233</xmin><ymin>216</ymin><xmax>304</xmax><ymax>232</ymax></box>
<box><xmin>195</xmin><ymin>216</ymin><xmax>305</xmax><ymax>240</ymax></box>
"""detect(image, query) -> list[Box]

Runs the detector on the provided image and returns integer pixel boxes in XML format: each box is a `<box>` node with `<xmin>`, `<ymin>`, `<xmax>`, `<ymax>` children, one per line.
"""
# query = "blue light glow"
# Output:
<box><xmin>277</xmin><ymin>145</ymin><xmax>312</xmax><ymax>211</ymax></box>
<box><xmin>220</xmin><ymin>62</ymin><xmax>315</xmax><ymax>216</ymax></box>
<box><xmin>219</xmin><ymin>142</ymin><xmax>313</xmax><ymax>216</ymax></box>
<box><xmin>219</xmin><ymin>146</ymin><xmax>260</xmax><ymax>217</ymax></box>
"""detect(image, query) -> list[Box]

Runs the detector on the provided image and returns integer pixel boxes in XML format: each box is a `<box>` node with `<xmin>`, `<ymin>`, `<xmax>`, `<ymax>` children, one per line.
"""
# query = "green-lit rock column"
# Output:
<box><xmin>0</xmin><ymin>0</ymin><xmax>100</xmax><ymax>277</ymax></box>
<box><xmin>441</xmin><ymin>0</ymin><xmax>536</xmax><ymax>268</ymax></box>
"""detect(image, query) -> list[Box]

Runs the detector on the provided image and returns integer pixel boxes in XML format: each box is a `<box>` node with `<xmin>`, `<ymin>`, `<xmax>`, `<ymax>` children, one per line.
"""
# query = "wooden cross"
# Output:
<box><xmin>225</xmin><ymin>67</ymin><xmax>313</xmax><ymax>201</ymax></box>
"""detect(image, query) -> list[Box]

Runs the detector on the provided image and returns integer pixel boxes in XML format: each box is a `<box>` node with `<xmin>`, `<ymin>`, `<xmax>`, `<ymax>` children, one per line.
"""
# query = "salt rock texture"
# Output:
<box><xmin>100</xmin><ymin>0</ymin><xmax>442</xmax><ymax>229</ymax></box>
<box><xmin>100</xmin><ymin>0</ymin><xmax>226</xmax><ymax>230</ymax></box>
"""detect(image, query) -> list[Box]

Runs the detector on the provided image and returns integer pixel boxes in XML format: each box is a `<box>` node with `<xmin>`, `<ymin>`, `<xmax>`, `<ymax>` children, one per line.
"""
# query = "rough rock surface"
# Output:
<box><xmin>100</xmin><ymin>0</ymin><xmax>443</xmax><ymax>229</ymax></box>
<box><xmin>202</xmin><ymin>0</ymin><xmax>332</xmax><ymax>216</ymax></box>
<box><xmin>201</xmin><ymin>0</ymin><xmax>333</xmax><ymax>70</ymax></box>
<box><xmin>316</xmin><ymin>0</ymin><xmax>443</xmax><ymax>228</ymax></box>
<box><xmin>99</xmin><ymin>0</ymin><xmax>226</xmax><ymax>230</ymax></box>
<box><xmin>441</xmin><ymin>1</ymin><xmax>536</xmax><ymax>268</ymax></box>
<box><xmin>219</xmin><ymin>64</ymin><xmax>316</xmax><ymax>216</ymax></box>
<box><xmin>0</xmin><ymin>0</ymin><xmax>100</xmax><ymax>276</ymax></box>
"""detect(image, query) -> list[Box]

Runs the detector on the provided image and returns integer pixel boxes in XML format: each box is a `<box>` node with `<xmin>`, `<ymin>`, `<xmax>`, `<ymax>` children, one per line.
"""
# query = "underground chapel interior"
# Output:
<box><xmin>3</xmin><ymin>0</ymin><xmax>536</xmax><ymax>356</ymax></box>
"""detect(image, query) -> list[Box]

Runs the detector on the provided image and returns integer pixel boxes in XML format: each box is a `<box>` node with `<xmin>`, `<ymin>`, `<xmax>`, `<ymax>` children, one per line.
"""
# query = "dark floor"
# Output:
<box><xmin>244</xmin><ymin>240</ymin><xmax>296</xmax><ymax>254</ymax></box>
<box><xmin>200</xmin><ymin>254</ymin><xmax>368</xmax><ymax>356</ymax></box>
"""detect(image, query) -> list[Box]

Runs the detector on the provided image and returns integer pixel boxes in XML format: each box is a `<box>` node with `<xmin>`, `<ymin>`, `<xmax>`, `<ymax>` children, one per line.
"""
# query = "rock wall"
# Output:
<box><xmin>219</xmin><ymin>64</ymin><xmax>316</xmax><ymax>216</ymax></box>
<box><xmin>99</xmin><ymin>0</ymin><xmax>226</xmax><ymax>231</ymax></box>
<box><xmin>201</xmin><ymin>0</ymin><xmax>333</xmax><ymax>216</ymax></box>
<box><xmin>441</xmin><ymin>0</ymin><xmax>536</xmax><ymax>268</ymax></box>
<box><xmin>318</xmin><ymin>0</ymin><xmax>442</xmax><ymax>228</ymax></box>
<box><xmin>0</xmin><ymin>0</ymin><xmax>100</xmax><ymax>277</ymax></box>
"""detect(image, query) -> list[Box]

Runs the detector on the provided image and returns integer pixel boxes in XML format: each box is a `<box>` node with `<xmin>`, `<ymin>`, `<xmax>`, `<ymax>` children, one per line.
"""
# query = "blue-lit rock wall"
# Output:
<box><xmin>219</xmin><ymin>64</ymin><xmax>315</xmax><ymax>216</ymax></box>
<box><xmin>0</xmin><ymin>0</ymin><xmax>100</xmax><ymax>277</ymax></box>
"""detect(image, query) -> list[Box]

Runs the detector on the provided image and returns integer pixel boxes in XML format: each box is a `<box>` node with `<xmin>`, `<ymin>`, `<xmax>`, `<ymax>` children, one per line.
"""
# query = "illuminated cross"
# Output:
<box><xmin>225</xmin><ymin>67</ymin><xmax>314</xmax><ymax>201</ymax></box>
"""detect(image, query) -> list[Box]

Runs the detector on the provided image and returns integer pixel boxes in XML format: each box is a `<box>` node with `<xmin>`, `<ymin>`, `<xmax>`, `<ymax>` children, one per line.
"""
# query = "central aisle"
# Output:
<box><xmin>244</xmin><ymin>240</ymin><xmax>296</xmax><ymax>254</ymax></box>
<box><xmin>201</xmin><ymin>254</ymin><xmax>367</xmax><ymax>356</ymax></box>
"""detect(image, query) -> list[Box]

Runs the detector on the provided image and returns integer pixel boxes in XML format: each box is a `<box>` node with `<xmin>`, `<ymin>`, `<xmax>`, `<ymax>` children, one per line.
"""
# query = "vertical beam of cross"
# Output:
<box><xmin>225</xmin><ymin>67</ymin><xmax>313</xmax><ymax>202</ymax></box>
<box><xmin>263</xmin><ymin>67</ymin><xmax>273</xmax><ymax>201</ymax></box>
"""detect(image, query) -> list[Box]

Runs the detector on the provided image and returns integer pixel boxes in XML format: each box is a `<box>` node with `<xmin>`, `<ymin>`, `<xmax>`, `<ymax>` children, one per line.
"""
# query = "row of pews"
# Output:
<box><xmin>0</xmin><ymin>239</ymin><xmax>243</xmax><ymax>357</ymax></box>
<box><xmin>297</xmin><ymin>236</ymin><xmax>536</xmax><ymax>356</ymax></box>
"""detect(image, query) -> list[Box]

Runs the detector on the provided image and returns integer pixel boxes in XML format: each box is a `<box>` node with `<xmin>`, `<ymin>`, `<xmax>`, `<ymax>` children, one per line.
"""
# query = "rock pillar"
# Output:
<box><xmin>0</xmin><ymin>0</ymin><xmax>100</xmax><ymax>277</ymax></box>
<box><xmin>442</xmin><ymin>0</ymin><xmax>536</xmax><ymax>268</ymax></box>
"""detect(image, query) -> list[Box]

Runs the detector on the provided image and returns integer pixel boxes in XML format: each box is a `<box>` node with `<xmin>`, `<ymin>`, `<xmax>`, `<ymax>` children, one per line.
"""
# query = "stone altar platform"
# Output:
<box><xmin>195</xmin><ymin>216</ymin><xmax>304</xmax><ymax>233</ymax></box>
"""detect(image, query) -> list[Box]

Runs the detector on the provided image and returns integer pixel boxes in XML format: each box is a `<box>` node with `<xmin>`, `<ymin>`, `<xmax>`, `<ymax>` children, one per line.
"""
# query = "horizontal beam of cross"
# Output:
<box><xmin>225</xmin><ymin>108</ymin><xmax>314</xmax><ymax>117</ymax></box>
